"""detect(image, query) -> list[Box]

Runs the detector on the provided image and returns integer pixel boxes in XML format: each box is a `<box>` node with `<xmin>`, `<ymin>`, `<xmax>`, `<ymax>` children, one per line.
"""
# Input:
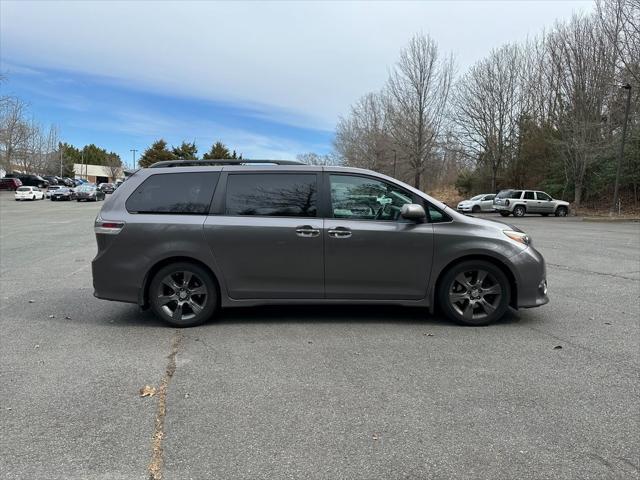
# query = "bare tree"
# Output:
<box><xmin>546</xmin><ymin>13</ymin><xmax>617</xmax><ymax>206</ymax></box>
<box><xmin>452</xmin><ymin>43</ymin><xmax>524</xmax><ymax>192</ymax></box>
<box><xmin>296</xmin><ymin>152</ymin><xmax>341</xmax><ymax>166</ymax></box>
<box><xmin>596</xmin><ymin>0</ymin><xmax>640</xmax><ymax>85</ymax></box>
<box><xmin>0</xmin><ymin>96</ymin><xmax>31</xmax><ymax>173</ymax></box>
<box><xmin>385</xmin><ymin>33</ymin><xmax>454</xmax><ymax>189</ymax></box>
<box><xmin>334</xmin><ymin>91</ymin><xmax>392</xmax><ymax>173</ymax></box>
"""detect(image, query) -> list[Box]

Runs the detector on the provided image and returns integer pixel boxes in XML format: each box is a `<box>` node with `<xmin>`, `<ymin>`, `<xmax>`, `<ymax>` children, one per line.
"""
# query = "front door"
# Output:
<box><xmin>203</xmin><ymin>172</ymin><xmax>324</xmax><ymax>299</ymax></box>
<box><xmin>535</xmin><ymin>191</ymin><xmax>554</xmax><ymax>213</ymax></box>
<box><xmin>324</xmin><ymin>174</ymin><xmax>434</xmax><ymax>300</ymax></box>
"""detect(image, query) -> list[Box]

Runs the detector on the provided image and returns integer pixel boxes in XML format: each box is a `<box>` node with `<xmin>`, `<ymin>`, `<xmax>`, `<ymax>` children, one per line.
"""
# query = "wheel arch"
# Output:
<box><xmin>432</xmin><ymin>254</ymin><xmax>518</xmax><ymax>311</ymax></box>
<box><xmin>140</xmin><ymin>256</ymin><xmax>221</xmax><ymax>309</ymax></box>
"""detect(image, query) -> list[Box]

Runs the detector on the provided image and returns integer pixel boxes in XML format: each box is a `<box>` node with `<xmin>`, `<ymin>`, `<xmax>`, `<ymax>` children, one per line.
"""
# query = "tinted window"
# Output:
<box><xmin>428</xmin><ymin>204</ymin><xmax>451</xmax><ymax>223</ymax></box>
<box><xmin>484</xmin><ymin>194</ymin><xmax>495</xmax><ymax>201</ymax></box>
<box><xmin>536</xmin><ymin>192</ymin><xmax>552</xmax><ymax>201</ymax></box>
<box><xmin>126</xmin><ymin>172</ymin><xmax>219</xmax><ymax>214</ymax></box>
<box><xmin>523</xmin><ymin>191</ymin><xmax>535</xmax><ymax>200</ymax></box>
<box><xmin>507</xmin><ymin>191</ymin><xmax>523</xmax><ymax>199</ymax></box>
<box><xmin>330</xmin><ymin>174</ymin><xmax>412</xmax><ymax>221</ymax></box>
<box><xmin>17</xmin><ymin>187</ymin><xmax>30</xmax><ymax>191</ymax></box>
<box><xmin>225</xmin><ymin>173</ymin><xmax>318</xmax><ymax>217</ymax></box>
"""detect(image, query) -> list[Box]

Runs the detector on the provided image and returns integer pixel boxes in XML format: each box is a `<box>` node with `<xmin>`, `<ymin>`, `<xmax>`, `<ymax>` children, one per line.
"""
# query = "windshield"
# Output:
<box><xmin>77</xmin><ymin>186</ymin><xmax>95</xmax><ymax>192</ymax></box>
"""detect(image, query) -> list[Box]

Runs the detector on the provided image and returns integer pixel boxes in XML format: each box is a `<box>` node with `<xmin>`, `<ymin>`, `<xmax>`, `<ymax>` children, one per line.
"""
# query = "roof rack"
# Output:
<box><xmin>149</xmin><ymin>159</ymin><xmax>305</xmax><ymax>168</ymax></box>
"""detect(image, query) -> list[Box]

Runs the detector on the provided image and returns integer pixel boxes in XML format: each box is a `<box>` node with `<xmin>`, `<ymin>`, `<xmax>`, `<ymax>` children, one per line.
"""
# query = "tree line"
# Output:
<box><xmin>137</xmin><ymin>139</ymin><xmax>242</xmax><ymax>167</ymax></box>
<box><xmin>334</xmin><ymin>0</ymin><xmax>639</xmax><ymax>209</ymax></box>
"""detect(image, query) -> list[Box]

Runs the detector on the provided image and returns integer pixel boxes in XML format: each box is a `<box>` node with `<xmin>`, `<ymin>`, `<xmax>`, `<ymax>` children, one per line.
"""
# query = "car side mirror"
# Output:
<box><xmin>401</xmin><ymin>203</ymin><xmax>426</xmax><ymax>221</ymax></box>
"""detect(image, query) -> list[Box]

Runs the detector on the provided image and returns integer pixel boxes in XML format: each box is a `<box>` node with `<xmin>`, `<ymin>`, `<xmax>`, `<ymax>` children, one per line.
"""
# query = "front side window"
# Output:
<box><xmin>126</xmin><ymin>172</ymin><xmax>219</xmax><ymax>214</ymax></box>
<box><xmin>523</xmin><ymin>191</ymin><xmax>535</xmax><ymax>200</ymax></box>
<box><xmin>536</xmin><ymin>192</ymin><xmax>552</xmax><ymax>201</ymax></box>
<box><xmin>225</xmin><ymin>173</ymin><xmax>318</xmax><ymax>217</ymax></box>
<box><xmin>330</xmin><ymin>174</ymin><xmax>412</xmax><ymax>221</ymax></box>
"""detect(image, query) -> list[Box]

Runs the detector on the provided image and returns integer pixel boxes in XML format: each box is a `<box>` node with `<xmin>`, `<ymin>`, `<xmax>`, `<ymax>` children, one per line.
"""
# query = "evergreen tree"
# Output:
<box><xmin>138</xmin><ymin>139</ymin><xmax>176</xmax><ymax>167</ymax></box>
<box><xmin>172</xmin><ymin>141</ymin><xmax>198</xmax><ymax>160</ymax></box>
<box><xmin>203</xmin><ymin>141</ymin><xmax>232</xmax><ymax>159</ymax></box>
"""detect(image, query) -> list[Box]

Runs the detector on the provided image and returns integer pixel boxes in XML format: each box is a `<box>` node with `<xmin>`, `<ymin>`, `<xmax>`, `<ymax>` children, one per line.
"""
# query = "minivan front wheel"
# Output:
<box><xmin>149</xmin><ymin>262</ymin><xmax>218</xmax><ymax>327</ymax></box>
<box><xmin>438</xmin><ymin>260</ymin><xmax>511</xmax><ymax>326</ymax></box>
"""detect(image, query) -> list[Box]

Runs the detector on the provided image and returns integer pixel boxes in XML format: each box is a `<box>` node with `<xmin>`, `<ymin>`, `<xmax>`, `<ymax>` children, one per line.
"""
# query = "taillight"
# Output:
<box><xmin>94</xmin><ymin>220</ymin><xmax>125</xmax><ymax>235</ymax></box>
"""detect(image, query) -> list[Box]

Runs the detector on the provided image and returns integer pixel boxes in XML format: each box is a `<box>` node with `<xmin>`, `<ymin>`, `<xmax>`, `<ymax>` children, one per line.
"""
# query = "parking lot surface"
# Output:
<box><xmin>1</xmin><ymin>191</ymin><xmax>638</xmax><ymax>479</ymax></box>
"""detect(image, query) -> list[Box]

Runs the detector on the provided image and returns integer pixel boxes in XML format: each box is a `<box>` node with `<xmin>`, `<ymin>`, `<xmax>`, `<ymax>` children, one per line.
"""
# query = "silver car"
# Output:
<box><xmin>493</xmin><ymin>189</ymin><xmax>570</xmax><ymax>217</ymax></box>
<box><xmin>457</xmin><ymin>194</ymin><xmax>496</xmax><ymax>214</ymax></box>
<box><xmin>92</xmin><ymin>160</ymin><xmax>549</xmax><ymax>327</ymax></box>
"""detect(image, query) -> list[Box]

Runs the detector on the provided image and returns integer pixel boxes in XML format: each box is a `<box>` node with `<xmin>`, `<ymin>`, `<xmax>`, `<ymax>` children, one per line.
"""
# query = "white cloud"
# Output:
<box><xmin>1</xmin><ymin>0</ymin><xmax>593</xmax><ymax>129</ymax></box>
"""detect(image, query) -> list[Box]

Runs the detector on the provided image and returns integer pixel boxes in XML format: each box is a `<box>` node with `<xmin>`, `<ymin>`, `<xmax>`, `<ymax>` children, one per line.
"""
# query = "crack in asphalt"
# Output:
<box><xmin>547</xmin><ymin>263</ymin><xmax>640</xmax><ymax>281</ymax></box>
<box><xmin>148</xmin><ymin>330</ymin><xmax>183</xmax><ymax>480</ymax></box>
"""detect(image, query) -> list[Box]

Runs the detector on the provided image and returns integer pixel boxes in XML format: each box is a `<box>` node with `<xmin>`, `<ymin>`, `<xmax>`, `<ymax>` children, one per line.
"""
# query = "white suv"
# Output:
<box><xmin>493</xmin><ymin>190</ymin><xmax>570</xmax><ymax>217</ymax></box>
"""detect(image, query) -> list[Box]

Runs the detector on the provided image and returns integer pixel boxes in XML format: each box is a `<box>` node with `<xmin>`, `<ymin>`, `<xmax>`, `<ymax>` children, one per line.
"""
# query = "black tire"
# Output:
<box><xmin>555</xmin><ymin>206</ymin><xmax>568</xmax><ymax>217</ymax></box>
<box><xmin>512</xmin><ymin>205</ymin><xmax>526</xmax><ymax>217</ymax></box>
<box><xmin>438</xmin><ymin>260</ymin><xmax>511</xmax><ymax>326</ymax></box>
<box><xmin>541</xmin><ymin>213</ymin><xmax>549</xmax><ymax>217</ymax></box>
<box><xmin>472</xmin><ymin>205</ymin><xmax>481</xmax><ymax>213</ymax></box>
<box><xmin>499</xmin><ymin>211</ymin><xmax>510</xmax><ymax>217</ymax></box>
<box><xmin>149</xmin><ymin>262</ymin><xmax>218</xmax><ymax>328</ymax></box>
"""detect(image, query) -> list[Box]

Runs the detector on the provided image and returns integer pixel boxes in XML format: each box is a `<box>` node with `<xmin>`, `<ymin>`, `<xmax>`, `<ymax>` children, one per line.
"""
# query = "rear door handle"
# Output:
<box><xmin>295</xmin><ymin>225</ymin><xmax>320</xmax><ymax>237</ymax></box>
<box><xmin>328</xmin><ymin>227</ymin><xmax>352</xmax><ymax>238</ymax></box>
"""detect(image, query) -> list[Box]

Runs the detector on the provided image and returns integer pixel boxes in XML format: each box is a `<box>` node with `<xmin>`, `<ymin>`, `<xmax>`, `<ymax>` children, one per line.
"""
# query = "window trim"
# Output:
<box><xmin>221</xmin><ymin>171</ymin><xmax>322</xmax><ymax>219</ymax></box>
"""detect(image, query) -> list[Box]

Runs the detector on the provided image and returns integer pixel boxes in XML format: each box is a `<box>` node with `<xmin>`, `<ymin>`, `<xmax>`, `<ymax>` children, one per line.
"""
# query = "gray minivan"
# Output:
<box><xmin>92</xmin><ymin>160</ymin><xmax>548</xmax><ymax>327</ymax></box>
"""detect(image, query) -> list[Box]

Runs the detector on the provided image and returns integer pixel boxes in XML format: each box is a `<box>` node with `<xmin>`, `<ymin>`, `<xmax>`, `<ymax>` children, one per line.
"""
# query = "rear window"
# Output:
<box><xmin>126</xmin><ymin>172</ymin><xmax>219</xmax><ymax>214</ymax></box>
<box><xmin>523</xmin><ymin>191</ymin><xmax>535</xmax><ymax>200</ymax></box>
<box><xmin>497</xmin><ymin>190</ymin><xmax>523</xmax><ymax>199</ymax></box>
<box><xmin>17</xmin><ymin>187</ymin><xmax>31</xmax><ymax>191</ymax></box>
<box><xmin>225</xmin><ymin>173</ymin><xmax>318</xmax><ymax>217</ymax></box>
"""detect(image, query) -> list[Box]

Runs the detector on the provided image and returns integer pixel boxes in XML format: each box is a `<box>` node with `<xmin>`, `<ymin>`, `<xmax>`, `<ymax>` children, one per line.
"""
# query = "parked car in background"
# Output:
<box><xmin>6</xmin><ymin>174</ymin><xmax>49</xmax><ymax>188</ymax></box>
<box><xmin>0</xmin><ymin>177</ymin><xmax>22</xmax><ymax>191</ymax></box>
<box><xmin>62</xmin><ymin>177</ymin><xmax>75</xmax><ymax>187</ymax></box>
<box><xmin>45</xmin><ymin>185</ymin><xmax>64</xmax><ymax>198</ymax></box>
<box><xmin>51</xmin><ymin>187</ymin><xmax>77</xmax><ymax>201</ymax></box>
<box><xmin>92</xmin><ymin>160</ymin><xmax>549</xmax><ymax>328</ymax></box>
<box><xmin>493</xmin><ymin>190</ymin><xmax>570</xmax><ymax>217</ymax></box>
<box><xmin>76</xmin><ymin>185</ymin><xmax>105</xmax><ymax>202</ymax></box>
<box><xmin>43</xmin><ymin>176</ymin><xmax>59</xmax><ymax>185</ymax></box>
<box><xmin>457</xmin><ymin>194</ymin><xmax>496</xmax><ymax>213</ymax></box>
<box><xmin>98</xmin><ymin>183</ymin><xmax>115</xmax><ymax>194</ymax></box>
<box><xmin>15</xmin><ymin>186</ymin><xmax>45</xmax><ymax>201</ymax></box>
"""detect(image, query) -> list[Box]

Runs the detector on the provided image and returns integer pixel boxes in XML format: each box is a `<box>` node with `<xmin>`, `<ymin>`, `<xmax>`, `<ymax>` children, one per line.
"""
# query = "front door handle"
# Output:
<box><xmin>295</xmin><ymin>225</ymin><xmax>320</xmax><ymax>237</ymax></box>
<box><xmin>328</xmin><ymin>227</ymin><xmax>352</xmax><ymax>238</ymax></box>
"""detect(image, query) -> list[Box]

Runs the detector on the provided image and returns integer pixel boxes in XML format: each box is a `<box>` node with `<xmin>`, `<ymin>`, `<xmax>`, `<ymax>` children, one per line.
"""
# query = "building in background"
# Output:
<box><xmin>73</xmin><ymin>163</ymin><xmax>123</xmax><ymax>184</ymax></box>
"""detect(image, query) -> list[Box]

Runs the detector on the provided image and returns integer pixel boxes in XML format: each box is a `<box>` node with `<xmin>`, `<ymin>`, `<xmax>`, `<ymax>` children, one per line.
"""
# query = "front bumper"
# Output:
<box><xmin>511</xmin><ymin>246</ymin><xmax>549</xmax><ymax>308</ymax></box>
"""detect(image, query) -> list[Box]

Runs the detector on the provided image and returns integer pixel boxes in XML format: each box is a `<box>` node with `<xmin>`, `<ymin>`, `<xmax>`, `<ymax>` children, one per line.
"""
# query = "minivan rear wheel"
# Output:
<box><xmin>149</xmin><ymin>262</ymin><xmax>218</xmax><ymax>327</ymax></box>
<box><xmin>438</xmin><ymin>260</ymin><xmax>511</xmax><ymax>326</ymax></box>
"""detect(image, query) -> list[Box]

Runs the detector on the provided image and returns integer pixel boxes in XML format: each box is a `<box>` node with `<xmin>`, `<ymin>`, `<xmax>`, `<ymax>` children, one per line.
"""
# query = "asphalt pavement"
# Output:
<box><xmin>1</xmin><ymin>191</ymin><xmax>638</xmax><ymax>480</ymax></box>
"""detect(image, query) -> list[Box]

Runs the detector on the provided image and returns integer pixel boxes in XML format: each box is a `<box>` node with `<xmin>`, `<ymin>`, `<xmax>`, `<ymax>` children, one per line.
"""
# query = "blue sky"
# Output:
<box><xmin>1</xmin><ymin>0</ymin><xmax>592</xmax><ymax>167</ymax></box>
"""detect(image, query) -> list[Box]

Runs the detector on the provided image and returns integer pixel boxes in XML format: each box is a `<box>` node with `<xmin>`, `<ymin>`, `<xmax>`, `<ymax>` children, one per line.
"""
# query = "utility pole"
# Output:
<box><xmin>130</xmin><ymin>149</ymin><xmax>138</xmax><ymax>169</ymax></box>
<box><xmin>59</xmin><ymin>147</ymin><xmax>63</xmax><ymax>177</ymax></box>
<box><xmin>611</xmin><ymin>84</ymin><xmax>632</xmax><ymax>215</ymax></box>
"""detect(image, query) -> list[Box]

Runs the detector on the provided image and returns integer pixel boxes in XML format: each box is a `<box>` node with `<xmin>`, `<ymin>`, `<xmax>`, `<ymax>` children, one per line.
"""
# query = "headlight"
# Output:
<box><xmin>503</xmin><ymin>229</ymin><xmax>531</xmax><ymax>246</ymax></box>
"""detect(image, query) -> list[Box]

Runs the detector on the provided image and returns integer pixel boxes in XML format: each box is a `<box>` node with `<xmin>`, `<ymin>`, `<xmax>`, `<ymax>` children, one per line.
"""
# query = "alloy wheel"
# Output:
<box><xmin>156</xmin><ymin>270</ymin><xmax>208</xmax><ymax>323</ymax></box>
<box><xmin>448</xmin><ymin>269</ymin><xmax>503</xmax><ymax>322</ymax></box>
